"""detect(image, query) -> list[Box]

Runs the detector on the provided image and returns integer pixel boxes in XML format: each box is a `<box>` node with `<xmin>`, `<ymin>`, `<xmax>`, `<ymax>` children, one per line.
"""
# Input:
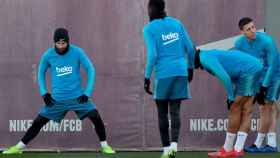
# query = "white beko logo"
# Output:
<box><xmin>162</xmin><ymin>32</ymin><xmax>179</xmax><ymax>45</ymax></box>
<box><xmin>56</xmin><ymin>66</ymin><xmax>73</xmax><ymax>76</ymax></box>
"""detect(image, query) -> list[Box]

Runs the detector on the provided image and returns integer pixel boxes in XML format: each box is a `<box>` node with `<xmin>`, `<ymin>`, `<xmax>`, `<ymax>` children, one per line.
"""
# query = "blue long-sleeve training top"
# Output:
<box><xmin>235</xmin><ymin>32</ymin><xmax>278</xmax><ymax>87</ymax></box>
<box><xmin>38</xmin><ymin>44</ymin><xmax>95</xmax><ymax>101</ymax></box>
<box><xmin>143</xmin><ymin>16</ymin><xmax>195</xmax><ymax>79</ymax></box>
<box><xmin>270</xmin><ymin>54</ymin><xmax>280</xmax><ymax>80</ymax></box>
<box><xmin>200</xmin><ymin>49</ymin><xmax>263</xmax><ymax>101</ymax></box>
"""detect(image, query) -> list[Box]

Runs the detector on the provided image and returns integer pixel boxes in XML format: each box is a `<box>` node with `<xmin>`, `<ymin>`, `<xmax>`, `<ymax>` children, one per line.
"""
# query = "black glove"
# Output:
<box><xmin>256</xmin><ymin>86</ymin><xmax>267</xmax><ymax>105</ymax></box>
<box><xmin>188</xmin><ymin>68</ymin><xmax>194</xmax><ymax>82</ymax></box>
<box><xmin>259</xmin><ymin>86</ymin><xmax>267</xmax><ymax>94</ymax></box>
<box><xmin>255</xmin><ymin>93</ymin><xmax>265</xmax><ymax>105</ymax></box>
<box><xmin>194</xmin><ymin>49</ymin><xmax>203</xmax><ymax>69</ymax></box>
<box><xmin>253</xmin><ymin>97</ymin><xmax>257</xmax><ymax>104</ymax></box>
<box><xmin>42</xmin><ymin>93</ymin><xmax>55</xmax><ymax>107</ymax></box>
<box><xmin>227</xmin><ymin>99</ymin><xmax>234</xmax><ymax>110</ymax></box>
<box><xmin>144</xmin><ymin>78</ymin><xmax>153</xmax><ymax>95</ymax></box>
<box><xmin>77</xmin><ymin>94</ymin><xmax>89</xmax><ymax>104</ymax></box>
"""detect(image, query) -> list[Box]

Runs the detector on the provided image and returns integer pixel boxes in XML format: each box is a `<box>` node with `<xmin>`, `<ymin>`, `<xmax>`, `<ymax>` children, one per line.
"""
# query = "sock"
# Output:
<box><xmin>267</xmin><ymin>132</ymin><xmax>277</xmax><ymax>147</ymax></box>
<box><xmin>234</xmin><ymin>131</ymin><xmax>248</xmax><ymax>152</ymax></box>
<box><xmin>254</xmin><ymin>133</ymin><xmax>265</xmax><ymax>148</ymax></box>
<box><xmin>15</xmin><ymin>141</ymin><xmax>26</xmax><ymax>149</ymax></box>
<box><xmin>223</xmin><ymin>132</ymin><xmax>236</xmax><ymax>152</ymax></box>
<box><xmin>100</xmin><ymin>141</ymin><xmax>108</xmax><ymax>148</ymax></box>
<box><xmin>163</xmin><ymin>146</ymin><xmax>170</xmax><ymax>155</ymax></box>
<box><xmin>170</xmin><ymin>142</ymin><xmax>178</xmax><ymax>152</ymax></box>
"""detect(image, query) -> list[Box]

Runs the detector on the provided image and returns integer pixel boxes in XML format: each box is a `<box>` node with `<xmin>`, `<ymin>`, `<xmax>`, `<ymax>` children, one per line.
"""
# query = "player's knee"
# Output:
<box><xmin>243</xmin><ymin>107</ymin><xmax>253</xmax><ymax>115</ymax></box>
<box><xmin>230</xmin><ymin>104</ymin><xmax>241</xmax><ymax>112</ymax></box>
<box><xmin>170</xmin><ymin>103</ymin><xmax>180</xmax><ymax>117</ymax></box>
<box><xmin>159</xmin><ymin>120</ymin><xmax>169</xmax><ymax>131</ymax></box>
<box><xmin>158</xmin><ymin>111</ymin><xmax>168</xmax><ymax>119</ymax></box>
<box><xmin>32</xmin><ymin>116</ymin><xmax>48</xmax><ymax>128</ymax></box>
<box><xmin>259</xmin><ymin>105</ymin><xmax>266</xmax><ymax>111</ymax></box>
<box><xmin>170</xmin><ymin>109</ymin><xmax>180</xmax><ymax>118</ymax></box>
<box><xmin>87</xmin><ymin>110</ymin><xmax>101</xmax><ymax>119</ymax></box>
<box><xmin>265</xmin><ymin>101</ymin><xmax>274</xmax><ymax>106</ymax></box>
<box><xmin>234</xmin><ymin>96</ymin><xmax>244</xmax><ymax>105</ymax></box>
<box><xmin>262</xmin><ymin>104</ymin><xmax>272</xmax><ymax>111</ymax></box>
<box><xmin>170</xmin><ymin>110</ymin><xmax>180</xmax><ymax>124</ymax></box>
<box><xmin>171</xmin><ymin>119</ymin><xmax>181</xmax><ymax>129</ymax></box>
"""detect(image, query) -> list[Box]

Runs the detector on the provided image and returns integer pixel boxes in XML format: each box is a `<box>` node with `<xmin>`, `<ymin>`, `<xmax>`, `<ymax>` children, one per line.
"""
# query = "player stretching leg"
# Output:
<box><xmin>2</xmin><ymin>28</ymin><xmax>115</xmax><ymax>155</ymax></box>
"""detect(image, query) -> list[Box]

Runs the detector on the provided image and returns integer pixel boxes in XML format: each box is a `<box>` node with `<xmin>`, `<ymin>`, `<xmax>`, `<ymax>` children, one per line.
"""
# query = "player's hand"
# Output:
<box><xmin>188</xmin><ymin>68</ymin><xmax>194</xmax><ymax>83</ymax></box>
<box><xmin>77</xmin><ymin>94</ymin><xmax>89</xmax><ymax>104</ymax></box>
<box><xmin>256</xmin><ymin>94</ymin><xmax>265</xmax><ymax>105</ymax></box>
<box><xmin>256</xmin><ymin>86</ymin><xmax>267</xmax><ymax>105</ymax></box>
<box><xmin>42</xmin><ymin>93</ymin><xmax>55</xmax><ymax>107</ymax></box>
<box><xmin>259</xmin><ymin>86</ymin><xmax>267</xmax><ymax>94</ymax></box>
<box><xmin>255</xmin><ymin>92</ymin><xmax>265</xmax><ymax>105</ymax></box>
<box><xmin>144</xmin><ymin>78</ymin><xmax>153</xmax><ymax>95</ymax></box>
<box><xmin>253</xmin><ymin>97</ymin><xmax>257</xmax><ymax>104</ymax></box>
<box><xmin>227</xmin><ymin>99</ymin><xmax>234</xmax><ymax>110</ymax></box>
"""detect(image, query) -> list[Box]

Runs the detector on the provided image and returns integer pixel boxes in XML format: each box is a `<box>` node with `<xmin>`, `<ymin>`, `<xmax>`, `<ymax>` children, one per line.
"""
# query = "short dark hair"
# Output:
<box><xmin>238</xmin><ymin>17</ymin><xmax>253</xmax><ymax>30</ymax></box>
<box><xmin>148</xmin><ymin>0</ymin><xmax>167</xmax><ymax>21</ymax></box>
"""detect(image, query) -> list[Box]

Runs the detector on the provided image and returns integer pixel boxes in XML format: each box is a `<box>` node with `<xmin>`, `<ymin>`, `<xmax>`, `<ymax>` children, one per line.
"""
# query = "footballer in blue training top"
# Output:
<box><xmin>143</xmin><ymin>0</ymin><xmax>195</xmax><ymax>158</ymax></box>
<box><xmin>235</xmin><ymin>17</ymin><xmax>279</xmax><ymax>153</ymax></box>
<box><xmin>3</xmin><ymin>28</ymin><xmax>115</xmax><ymax>155</ymax></box>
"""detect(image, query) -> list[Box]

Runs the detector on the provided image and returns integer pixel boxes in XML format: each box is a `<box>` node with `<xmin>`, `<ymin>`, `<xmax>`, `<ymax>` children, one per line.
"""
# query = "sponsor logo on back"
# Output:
<box><xmin>162</xmin><ymin>32</ymin><xmax>179</xmax><ymax>45</ymax></box>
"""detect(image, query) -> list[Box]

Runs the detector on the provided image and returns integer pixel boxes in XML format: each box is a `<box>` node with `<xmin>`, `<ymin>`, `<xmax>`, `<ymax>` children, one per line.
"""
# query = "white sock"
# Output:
<box><xmin>267</xmin><ymin>132</ymin><xmax>277</xmax><ymax>147</ymax></box>
<box><xmin>163</xmin><ymin>146</ymin><xmax>170</xmax><ymax>155</ymax></box>
<box><xmin>100</xmin><ymin>141</ymin><xmax>108</xmax><ymax>148</ymax></box>
<box><xmin>223</xmin><ymin>132</ymin><xmax>236</xmax><ymax>152</ymax></box>
<box><xmin>15</xmin><ymin>141</ymin><xmax>26</xmax><ymax>149</ymax></box>
<box><xmin>254</xmin><ymin>133</ymin><xmax>265</xmax><ymax>148</ymax></box>
<box><xmin>234</xmin><ymin>131</ymin><xmax>248</xmax><ymax>152</ymax></box>
<box><xmin>170</xmin><ymin>142</ymin><xmax>178</xmax><ymax>152</ymax></box>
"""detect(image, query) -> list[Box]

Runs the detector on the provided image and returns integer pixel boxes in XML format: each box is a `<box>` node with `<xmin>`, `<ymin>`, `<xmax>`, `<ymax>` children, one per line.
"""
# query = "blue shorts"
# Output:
<box><xmin>233</xmin><ymin>72</ymin><xmax>261</xmax><ymax>97</ymax></box>
<box><xmin>39</xmin><ymin>98</ymin><xmax>95</xmax><ymax>123</ymax></box>
<box><xmin>153</xmin><ymin>76</ymin><xmax>191</xmax><ymax>100</ymax></box>
<box><xmin>266</xmin><ymin>79</ymin><xmax>280</xmax><ymax>102</ymax></box>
